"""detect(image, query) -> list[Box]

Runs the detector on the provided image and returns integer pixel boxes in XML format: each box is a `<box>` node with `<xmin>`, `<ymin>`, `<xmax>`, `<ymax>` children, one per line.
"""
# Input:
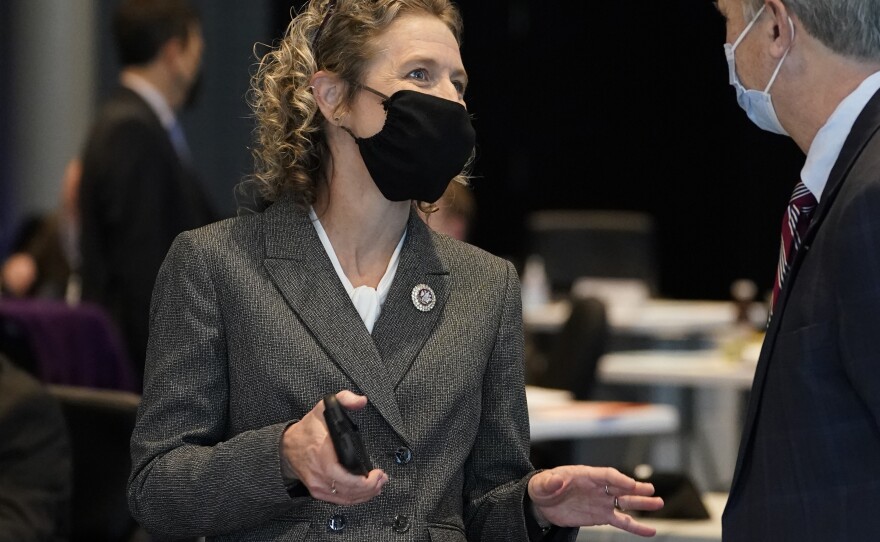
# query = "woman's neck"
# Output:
<box><xmin>314</xmin><ymin>182</ymin><xmax>409</xmax><ymax>288</ymax></box>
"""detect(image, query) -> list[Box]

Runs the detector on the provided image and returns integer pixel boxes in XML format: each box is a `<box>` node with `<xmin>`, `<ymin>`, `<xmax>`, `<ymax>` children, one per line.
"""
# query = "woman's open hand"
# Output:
<box><xmin>529</xmin><ymin>465</ymin><xmax>664</xmax><ymax>537</ymax></box>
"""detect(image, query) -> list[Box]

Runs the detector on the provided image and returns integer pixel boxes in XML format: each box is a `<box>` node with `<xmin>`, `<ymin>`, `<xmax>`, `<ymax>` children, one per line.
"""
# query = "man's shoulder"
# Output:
<box><xmin>92</xmin><ymin>87</ymin><xmax>158</xmax><ymax>132</ymax></box>
<box><xmin>81</xmin><ymin>88</ymin><xmax>167</xmax><ymax>166</ymax></box>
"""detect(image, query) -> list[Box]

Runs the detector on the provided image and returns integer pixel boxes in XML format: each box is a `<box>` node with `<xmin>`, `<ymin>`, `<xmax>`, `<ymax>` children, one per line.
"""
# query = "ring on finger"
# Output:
<box><xmin>604</xmin><ymin>484</ymin><xmax>610</xmax><ymax>496</ymax></box>
<box><xmin>331</xmin><ymin>479</ymin><xmax>338</xmax><ymax>495</ymax></box>
<box><xmin>614</xmin><ymin>496</ymin><xmax>624</xmax><ymax>511</ymax></box>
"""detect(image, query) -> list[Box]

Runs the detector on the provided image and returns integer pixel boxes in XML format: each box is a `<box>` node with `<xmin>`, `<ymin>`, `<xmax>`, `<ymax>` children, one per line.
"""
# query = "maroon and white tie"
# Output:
<box><xmin>770</xmin><ymin>181</ymin><xmax>817</xmax><ymax>315</ymax></box>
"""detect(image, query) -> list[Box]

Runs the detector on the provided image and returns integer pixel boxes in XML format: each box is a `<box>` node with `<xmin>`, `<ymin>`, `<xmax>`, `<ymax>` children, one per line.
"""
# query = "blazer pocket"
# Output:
<box><xmin>218</xmin><ymin>519</ymin><xmax>310</xmax><ymax>541</ymax></box>
<box><xmin>427</xmin><ymin>523</ymin><xmax>467</xmax><ymax>542</ymax></box>
<box><xmin>774</xmin><ymin>320</ymin><xmax>834</xmax><ymax>375</ymax></box>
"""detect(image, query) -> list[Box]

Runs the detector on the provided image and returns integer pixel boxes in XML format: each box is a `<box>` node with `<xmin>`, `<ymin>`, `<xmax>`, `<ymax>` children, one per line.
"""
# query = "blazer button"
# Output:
<box><xmin>392</xmin><ymin>514</ymin><xmax>411</xmax><ymax>533</ymax></box>
<box><xmin>327</xmin><ymin>514</ymin><xmax>346</xmax><ymax>531</ymax></box>
<box><xmin>394</xmin><ymin>446</ymin><xmax>413</xmax><ymax>465</ymax></box>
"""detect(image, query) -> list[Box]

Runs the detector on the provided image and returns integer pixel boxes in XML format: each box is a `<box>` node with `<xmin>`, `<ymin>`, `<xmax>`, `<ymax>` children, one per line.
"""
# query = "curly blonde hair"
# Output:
<box><xmin>245</xmin><ymin>0</ymin><xmax>467</xmax><ymax>209</ymax></box>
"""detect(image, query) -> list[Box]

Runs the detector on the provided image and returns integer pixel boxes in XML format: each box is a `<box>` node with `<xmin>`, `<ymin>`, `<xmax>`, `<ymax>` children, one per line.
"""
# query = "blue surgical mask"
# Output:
<box><xmin>723</xmin><ymin>5</ymin><xmax>794</xmax><ymax>135</ymax></box>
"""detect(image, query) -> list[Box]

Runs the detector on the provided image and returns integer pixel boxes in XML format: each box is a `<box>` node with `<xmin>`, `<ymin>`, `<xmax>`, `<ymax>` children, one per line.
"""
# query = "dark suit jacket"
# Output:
<box><xmin>722</xmin><ymin>88</ymin><xmax>880</xmax><ymax>540</ymax></box>
<box><xmin>79</xmin><ymin>87</ymin><xmax>217</xmax><ymax>383</ymax></box>
<box><xmin>0</xmin><ymin>356</ymin><xmax>72</xmax><ymax>542</ymax></box>
<box><xmin>127</xmin><ymin>200</ymin><xmax>577</xmax><ymax>541</ymax></box>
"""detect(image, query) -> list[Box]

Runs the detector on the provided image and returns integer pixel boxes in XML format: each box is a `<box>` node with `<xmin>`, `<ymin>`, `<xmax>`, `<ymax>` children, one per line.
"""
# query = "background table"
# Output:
<box><xmin>524</xmin><ymin>299</ymin><xmax>740</xmax><ymax>337</ymax></box>
<box><xmin>596</xmin><ymin>350</ymin><xmax>759</xmax><ymax>492</ymax></box>
<box><xmin>527</xmin><ymin>386</ymin><xmax>681</xmax><ymax>474</ymax></box>
<box><xmin>527</xmin><ymin>386</ymin><xmax>680</xmax><ymax>442</ymax></box>
<box><xmin>598</xmin><ymin>350</ymin><xmax>756</xmax><ymax>389</ymax></box>
<box><xmin>525</xmin><ymin>294</ymin><xmax>764</xmax><ymax>492</ymax></box>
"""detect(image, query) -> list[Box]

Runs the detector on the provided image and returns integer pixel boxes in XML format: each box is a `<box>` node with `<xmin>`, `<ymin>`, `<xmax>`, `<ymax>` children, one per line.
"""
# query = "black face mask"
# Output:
<box><xmin>344</xmin><ymin>86</ymin><xmax>476</xmax><ymax>203</ymax></box>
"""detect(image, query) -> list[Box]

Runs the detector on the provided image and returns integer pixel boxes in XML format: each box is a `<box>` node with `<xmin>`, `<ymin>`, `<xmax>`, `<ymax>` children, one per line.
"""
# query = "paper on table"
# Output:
<box><xmin>525</xmin><ymin>386</ymin><xmax>574</xmax><ymax>409</ymax></box>
<box><xmin>532</xmin><ymin>401</ymin><xmax>659</xmax><ymax>419</ymax></box>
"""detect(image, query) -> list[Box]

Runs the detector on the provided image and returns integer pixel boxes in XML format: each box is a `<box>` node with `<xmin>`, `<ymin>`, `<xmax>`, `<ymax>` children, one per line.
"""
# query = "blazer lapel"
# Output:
<box><xmin>261</xmin><ymin>198</ymin><xmax>409</xmax><ymax>442</ymax></box>
<box><xmin>729</xmin><ymin>87</ymin><xmax>880</xmax><ymax>497</ymax></box>
<box><xmin>372</xmin><ymin>210</ymin><xmax>450</xmax><ymax>388</ymax></box>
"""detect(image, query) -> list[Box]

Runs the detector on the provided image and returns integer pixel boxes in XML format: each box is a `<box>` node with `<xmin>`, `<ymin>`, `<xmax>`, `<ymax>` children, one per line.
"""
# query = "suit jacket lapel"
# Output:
<box><xmin>807</xmin><ymin>88</ymin><xmax>880</xmax><ymax>237</ymax></box>
<box><xmin>372</xmin><ymin>210</ymin><xmax>450</xmax><ymax>388</ymax></box>
<box><xmin>729</xmin><ymin>87</ymin><xmax>880</xmax><ymax>498</ymax></box>
<box><xmin>261</xmin><ymin>198</ymin><xmax>409</xmax><ymax>442</ymax></box>
<box><xmin>766</xmin><ymin>88</ymin><xmax>880</xmax><ymax>329</ymax></box>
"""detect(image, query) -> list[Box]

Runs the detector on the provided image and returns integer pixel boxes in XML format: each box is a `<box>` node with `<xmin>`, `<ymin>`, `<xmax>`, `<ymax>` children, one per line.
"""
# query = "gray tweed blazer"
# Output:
<box><xmin>127</xmin><ymin>197</ymin><xmax>575</xmax><ymax>541</ymax></box>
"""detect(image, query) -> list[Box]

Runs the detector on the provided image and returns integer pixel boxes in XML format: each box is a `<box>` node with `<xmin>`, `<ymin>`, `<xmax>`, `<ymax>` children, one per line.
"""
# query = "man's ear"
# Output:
<box><xmin>766</xmin><ymin>0</ymin><xmax>794</xmax><ymax>58</ymax></box>
<box><xmin>310</xmin><ymin>71</ymin><xmax>347</xmax><ymax>123</ymax></box>
<box><xmin>160</xmin><ymin>35</ymin><xmax>185</xmax><ymax>65</ymax></box>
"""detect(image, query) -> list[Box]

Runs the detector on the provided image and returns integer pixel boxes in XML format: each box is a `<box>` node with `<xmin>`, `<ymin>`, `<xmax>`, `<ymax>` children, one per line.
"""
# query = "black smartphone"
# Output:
<box><xmin>323</xmin><ymin>393</ymin><xmax>373</xmax><ymax>476</ymax></box>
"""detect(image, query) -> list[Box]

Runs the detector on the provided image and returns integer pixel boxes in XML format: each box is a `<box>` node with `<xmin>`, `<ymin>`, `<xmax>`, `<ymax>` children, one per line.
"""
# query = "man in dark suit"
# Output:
<box><xmin>716</xmin><ymin>0</ymin><xmax>880</xmax><ymax>539</ymax></box>
<box><xmin>79</xmin><ymin>0</ymin><xmax>216</xmax><ymax>384</ymax></box>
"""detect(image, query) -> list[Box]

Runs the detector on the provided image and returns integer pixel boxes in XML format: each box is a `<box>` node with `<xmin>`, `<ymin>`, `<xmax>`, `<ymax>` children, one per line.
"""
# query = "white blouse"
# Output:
<box><xmin>309</xmin><ymin>208</ymin><xmax>406</xmax><ymax>333</ymax></box>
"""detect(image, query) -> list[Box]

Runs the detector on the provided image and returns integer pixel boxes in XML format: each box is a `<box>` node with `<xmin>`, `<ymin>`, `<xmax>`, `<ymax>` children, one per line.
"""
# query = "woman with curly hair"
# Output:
<box><xmin>127</xmin><ymin>1</ymin><xmax>663</xmax><ymax>539</ymax></box>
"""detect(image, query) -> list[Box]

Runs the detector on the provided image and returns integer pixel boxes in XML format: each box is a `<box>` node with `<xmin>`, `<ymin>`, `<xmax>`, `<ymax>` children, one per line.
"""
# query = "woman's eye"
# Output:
<box><xmin>453</xmin><ymin>80</ymin><xmax>466</xmax><ymax>96</ymax></box>
<box><xmin>408</xmin><ymin>68</ymin><xmax>428</xmax><ymax>81</ymax></box>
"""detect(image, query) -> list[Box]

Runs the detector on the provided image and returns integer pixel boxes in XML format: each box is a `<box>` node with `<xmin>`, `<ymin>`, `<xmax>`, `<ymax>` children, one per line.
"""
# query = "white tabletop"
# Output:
<box><xmin>597</xmin><ymin>350</ymin><xmax>757</xmax><ymax>390</ymax></box>
<box><xmin>596</xmin><ymin>350</ymin><xmax>756</xmax><ymax>492</ymax></box>
<box><xmin>523</xmin><ymin>298</ymin><xmax>741</xmax><ymax>337</ymax></box>
<box><xmin>576</xmin><ymin>492</ymin><xmax>727</xmax><ymax>542</ymax></box>
<box><xmin>526</xmin><ymin>386</ymin><xmax>680</xmax><ymax>442</ymax></box>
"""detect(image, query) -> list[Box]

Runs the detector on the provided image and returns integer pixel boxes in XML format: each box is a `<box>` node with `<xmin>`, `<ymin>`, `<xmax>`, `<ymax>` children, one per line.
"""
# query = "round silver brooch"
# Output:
<box><xmin>411</xmin><ymin>284</ymin><xmax>436</xmax><ymax>312</ymax></box>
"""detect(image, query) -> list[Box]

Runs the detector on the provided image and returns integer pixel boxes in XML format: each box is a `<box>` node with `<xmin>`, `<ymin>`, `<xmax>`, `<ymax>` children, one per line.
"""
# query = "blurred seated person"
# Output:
<box><xmin>419</xmin><ymin>180</ymin><xmax>475</xmax><ymax>241</ymax></box>
<box><xmin>0</xmin><ymin>354</ymin><xmax>72</xmax><ymax>541</ymax></box>
<box><xmin>1</xmin><ymin>158</ymin><xmax>82</xmax><ymax>302</ymax></box>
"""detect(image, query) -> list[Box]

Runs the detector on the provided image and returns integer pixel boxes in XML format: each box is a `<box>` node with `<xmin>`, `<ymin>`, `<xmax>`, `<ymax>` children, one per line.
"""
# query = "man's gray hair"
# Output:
<box><xmin>741</xmin><ymin>0</ymin><xmax>880</xmax><ymax>60</ymax></box>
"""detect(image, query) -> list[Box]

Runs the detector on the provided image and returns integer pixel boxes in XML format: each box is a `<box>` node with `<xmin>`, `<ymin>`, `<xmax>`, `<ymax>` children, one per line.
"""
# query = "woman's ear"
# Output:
<box><xmin>310</xmin><ymin>71</ymin><xmax>347</xmax><ymax>123</ymax></box>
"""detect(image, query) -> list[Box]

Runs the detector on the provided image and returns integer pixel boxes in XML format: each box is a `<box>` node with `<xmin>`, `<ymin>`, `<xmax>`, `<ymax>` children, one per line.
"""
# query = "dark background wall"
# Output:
<box><xmin>0</xmin><ymin>1</ymin><xmax>13</xmax><ymax>257</ymax></box>
<box><xmin>452</xmin><ymin>0</ymin><xmax>804</xmax><ymax>301</ymax></box>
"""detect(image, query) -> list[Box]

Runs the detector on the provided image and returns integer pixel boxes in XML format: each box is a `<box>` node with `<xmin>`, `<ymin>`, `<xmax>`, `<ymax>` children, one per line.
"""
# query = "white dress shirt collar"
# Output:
<box><xmin>120</xmin><ymin>71</ymin><xmax>177</xmax><ymax>131</ymax></box>
<box><xmin>801</xmin><ymin>70</ymin><xmax>880</xmax><ymax>201</ymax></box>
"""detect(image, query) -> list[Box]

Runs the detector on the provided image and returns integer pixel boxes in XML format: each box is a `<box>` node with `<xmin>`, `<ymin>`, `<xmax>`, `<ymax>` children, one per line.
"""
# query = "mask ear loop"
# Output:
<box><xmin>764</xmin><ymin>16</ymin><xmax>795</xmax><ymax>92</ymax></box>
<box><xmin>731</xmin><ymin>4</ymin><xmax>766</xmax><ymax>51</ymax></box>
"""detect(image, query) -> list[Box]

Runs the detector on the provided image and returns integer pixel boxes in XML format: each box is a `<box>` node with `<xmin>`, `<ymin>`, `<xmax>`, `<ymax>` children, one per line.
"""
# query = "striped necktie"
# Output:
<box><xmin>770</xmin><ymin>181</ymin><xmax>817</xmax><ymax>315</ymax></box>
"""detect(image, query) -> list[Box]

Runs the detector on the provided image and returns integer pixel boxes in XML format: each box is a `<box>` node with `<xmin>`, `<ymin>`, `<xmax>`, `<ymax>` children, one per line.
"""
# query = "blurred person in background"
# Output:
<box><xmin>419</xmin><ymin>180</ymin><xmax>476</xmax><ymax>242</ymax></box>
<box><xmin>78</xmin><ymin>0</ymin><xmax>217</xmax><ymax>385</ymax></box>
<box><xmin>1</xmin><ymin>158</ymin><xmax>82</xmax><ymax>302</ymax></box>
<box><xmin>0</xmin><ymin>354</ymin><xmax>72</xmax><ymax>542</ymax></box>
<box><xmin>717</xmin><ymin>0</ymin><xmax>880</xmax><ymax>539</ymax></box>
